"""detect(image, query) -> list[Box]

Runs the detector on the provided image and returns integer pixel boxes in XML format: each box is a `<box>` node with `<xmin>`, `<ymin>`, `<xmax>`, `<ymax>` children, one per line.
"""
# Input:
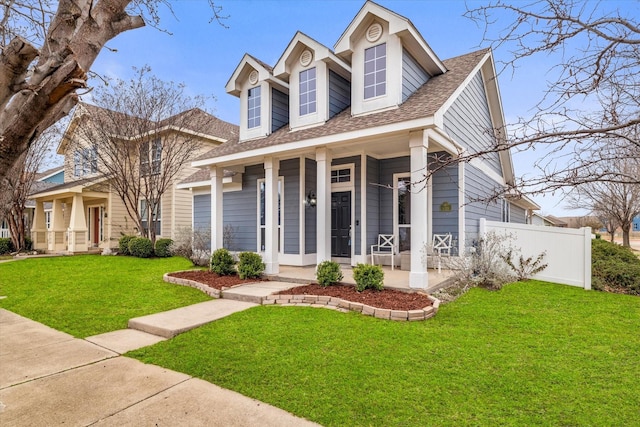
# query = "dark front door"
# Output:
<box><xmin>331</xmin><ymin>191</ymin><xmax>351</xmax><ymax>257</ymax></box>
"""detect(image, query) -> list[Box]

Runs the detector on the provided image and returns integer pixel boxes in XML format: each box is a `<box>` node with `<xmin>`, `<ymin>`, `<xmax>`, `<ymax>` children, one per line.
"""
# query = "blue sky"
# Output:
<box><xmin>84</xmin><ymin>0</ymin><xmax>635</xmax><ymax>215</ymax></box>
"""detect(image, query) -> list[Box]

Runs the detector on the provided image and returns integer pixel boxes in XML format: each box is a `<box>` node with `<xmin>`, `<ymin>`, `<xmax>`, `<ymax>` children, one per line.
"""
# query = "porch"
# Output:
<box><xmin>267</xmin><ymin>264</ymin><xmax>454</xmax><ymax>292</ymax></box>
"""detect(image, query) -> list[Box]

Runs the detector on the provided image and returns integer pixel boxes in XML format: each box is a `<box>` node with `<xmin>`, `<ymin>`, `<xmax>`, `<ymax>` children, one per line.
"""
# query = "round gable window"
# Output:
<box><xmin>248</xmin><ymin>70</ymin><xmax>259</xmax><ymax>85</ymax></box>
<box><xmin>300</xmin><ymin>49</ymin><xmax>313</xmax><ymax>67</ymax></box>
<box><xmin>366</xmin><ymin>22</ymin><xmax>383</xmax><ymax>43</ymax></box>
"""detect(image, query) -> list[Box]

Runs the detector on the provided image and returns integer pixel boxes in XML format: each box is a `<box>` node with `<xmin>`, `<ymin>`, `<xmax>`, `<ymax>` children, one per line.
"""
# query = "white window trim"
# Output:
<box><xmin>393</xmin><ymin>173</ymin><xmax>411</xmax><ymax>252</ymax></box>
<box><xmin>364</xmin><ymin>42</ymin><xmax>386</xmax><ymax>100</ymax></box>
<box><xmin>257</xmin><ymin>177</ymin><xmax>284</xmax><ymax>254</ymax></box>
<box><xmin>140</xmin><ymin>199</ymin><xmax>162</xmax><ymax>237</ymax></box>
<box><xmin>331</xmin><ymin>163</ymin><xmax>356</xmax><ymax>261</ymax></box>
<box><xmin>247</xmin><ymin>86</ymin><xmax>261</xmax><ymax>129</ymax></box>
<box><xmin>299</xmin><ymin>67</ymin><xmax>317</xmax><ymax>116</ymax></box>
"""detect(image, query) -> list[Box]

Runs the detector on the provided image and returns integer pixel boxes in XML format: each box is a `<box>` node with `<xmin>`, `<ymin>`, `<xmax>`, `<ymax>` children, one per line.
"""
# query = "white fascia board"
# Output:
<box><xmin>225</xmin><ymin>54</ymin><xmax>273</xmax><ymax>96</ymax></box>
<box><xmin>468</xmin><ymin>157</ymin><xmax>506</xmax><ymax>186</ymax></box>
<box><xmin>427</xmin><ymin>128</ymin><xmax>464</xmax><ymax>156</ymax></box>
<box><xmin>176</xmin><ymin>176</ymin><xmax>239</xmax><ymax>191</ymax></box>
<box><xmin>192</xmin><ymin>116</ymin><xmax>436</xmax><ymax>167</ymax></box>
<box><xmin>508</xmin><ymin>194</ymin><xmax>541</xmax><ymax>210</ymax></box>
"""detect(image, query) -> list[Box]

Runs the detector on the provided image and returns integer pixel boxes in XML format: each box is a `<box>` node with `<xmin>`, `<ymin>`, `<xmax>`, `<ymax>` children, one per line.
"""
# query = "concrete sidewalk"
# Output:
<box><xmin>0</xmin><ymin>309</ymin><xmax>319</xmax><ymax>426</ymax></box>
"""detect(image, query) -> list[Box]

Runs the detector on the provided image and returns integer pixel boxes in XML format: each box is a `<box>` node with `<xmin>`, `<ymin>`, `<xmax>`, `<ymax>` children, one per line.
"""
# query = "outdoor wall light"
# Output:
<box><xmin>305</xmin><ymin>190</ymin><xmax>317</xmax><ymax>207</ymax></box>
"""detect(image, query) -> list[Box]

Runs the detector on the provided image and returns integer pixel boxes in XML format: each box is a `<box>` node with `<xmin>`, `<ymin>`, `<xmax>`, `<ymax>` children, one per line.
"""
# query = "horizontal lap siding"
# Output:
<box><xmin>305</xmin><ymin>158</ymin><xmax>317</xmax><ymax>254</ymax></box>
<box><xmin>443</xmin><ymin>72</ymin><xmax>502</xmax><ymax>176</ymax></box>
<box><xmin>172</xmin><ymin>187</ymin><xmax>193</xmax><ymax>238</ymax></box>
<box><xmin>281</xmin><ymin>159</ymin><xmax>299</xmax><ymax>254</ymax></box>
<box><xmin>366</xmin><ymin>156</ymin><xmax>380</xmax><ymax>253</ymax></box>
<box><xmin>465</xmin><ymin>164</ymin><xmax>502</xmax><ymax>245</ymax></box>
<box><xmin>333</xmin><ymin>156</ymin><xmax>361</xmax><ymax>255</ymax></box>
<box><xmin>431</xmin><ymin>163</ymin><xmax>459</xmax><ymax>242</ymax></box>
<box><xmin>224</xmin><ymin>164</ymin><xmax>263</xmax><ymax>251</ymax></box>
<box><xmin>329</xmin><ymin>70</ymin><xmax>350</xmax><ymax>118</ymax></box>
<box><xmin>272</xmin><ymin>88</ymin><xmax>289</xmax><ymax>132</ymax></box>
<box><xmin>510</xmin><ymin>204</ymin><xmax>527</xmax><ymax>224</ymax></box>
<box><xmin>193</xmin><ymin>194</ymin><xmax>211</xmax><ymax>250</ymax></box>
<box><xmin>402</xmin><ymin>49</ymin><xmax>429</xmax><ymax>102</ymax></box>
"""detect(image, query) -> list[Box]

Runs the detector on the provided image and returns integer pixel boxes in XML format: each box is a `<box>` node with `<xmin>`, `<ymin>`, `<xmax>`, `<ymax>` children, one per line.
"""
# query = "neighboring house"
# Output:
<box><xmin>181</xmin><ymin>1</ymin><xmax>538</xmax><ymax>288</ymax></box>
<box><xmin>530</xmin><ymin>212</ymin><xmax>558</xmax><ymax>227</ymax></box>
<box><xmin>544</xmin><ymin>216</ymin><xmax>569</xmax><ymax>228</ymax></box>
<box><xmin>0</xmin><ymin>166</ymin><xmax>63</xmax><ymax>240</ymax></box>
<box><xmin>633</xmin><ymin>215</ymin><xmax>640</xmax><ymax>232</ymax></box>
<box><xmin>29</xmin><ymin>104</ymin><xmax>238</xmax><ymax>254</ymax></box>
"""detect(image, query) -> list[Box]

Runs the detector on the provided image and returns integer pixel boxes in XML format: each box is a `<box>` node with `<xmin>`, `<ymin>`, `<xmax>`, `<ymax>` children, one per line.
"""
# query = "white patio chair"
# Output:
<box><xmin>371</xmin><ymin>234</ymin><xmax>397</xmax><ymax>270</ymax></box>
<box><xmin>431</xmin><ymin>233</ymin><xmax>452</xmax><ymax>274</ymax></box>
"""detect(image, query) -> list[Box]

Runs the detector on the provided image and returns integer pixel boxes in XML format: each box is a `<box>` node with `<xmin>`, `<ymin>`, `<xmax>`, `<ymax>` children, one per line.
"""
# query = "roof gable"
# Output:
<box><xmin>225</xmin><ymin>53</ymin><xmax>288</xmax><ymax>96</ymax></box>
<box><xmin>273</xmin><ymin>31</ymin><xmax>351</xmax><ymax>80</ymax></box>
<box><xmin>334</xmin><ymin>1</ymin><xmax>446</xmax><ymax>76</ymax></box>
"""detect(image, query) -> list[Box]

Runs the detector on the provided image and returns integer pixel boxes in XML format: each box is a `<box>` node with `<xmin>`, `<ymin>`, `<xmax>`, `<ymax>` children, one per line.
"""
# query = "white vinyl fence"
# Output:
<box><xmin>480</xmin><ymin>219</ymin><xmax>592</xmax><ymax>289</ymax></box>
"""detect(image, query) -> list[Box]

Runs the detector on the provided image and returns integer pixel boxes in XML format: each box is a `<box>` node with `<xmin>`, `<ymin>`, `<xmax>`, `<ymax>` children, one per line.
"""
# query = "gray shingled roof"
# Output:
<box><xmin>196</xmin><ymin>48</ymin><xmax>489</xmax><ymax>162</ymax></box>
<box><xmin>79</xmin><ymin>103</ymin><xmax>238</xmax><ymax>142</ymax></box>
<box><xmin>180</xmin><ymin>168</ymin><xmax>237</xmax><ymax>185</ymax></box>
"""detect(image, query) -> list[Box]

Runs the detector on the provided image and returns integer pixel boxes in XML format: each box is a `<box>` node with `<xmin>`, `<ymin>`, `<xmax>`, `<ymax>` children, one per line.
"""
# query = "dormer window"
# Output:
<box><xmin>364</xmin><ymin>43</ymin><xmax>386</xmax><ymax>99</ymax></box>
<box><xmin>247</xmin><ymin>86</ymin><xmax>261</xmax><ymax>129</ymax></box>
<box><xmin>299</xmin><ymin>67</ymin><xmax>317</xmax><ymax>116</ymax></box>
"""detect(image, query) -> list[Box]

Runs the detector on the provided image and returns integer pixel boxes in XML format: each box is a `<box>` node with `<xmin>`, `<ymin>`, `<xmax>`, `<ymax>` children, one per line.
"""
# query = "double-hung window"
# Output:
<box><xmin>73</xmin><ymin>146</ymin><xmax>97</xmax><ymax>177</ymax></box>
<box><xmin>140</xmin><ymin>139</ymin><xmax>162</xmax><ymax>176</ymax></box>
<box><xmin>364</xmin><ymin>43</ymin><xmax>386</xmax><ymax>99</ymax></box>
<box><xmin>299</xmin><ymin>67</ymin><xmax>317</xmax><ymax>115</ymax></box>
<box><xmin>140</xmin><ymin>199</ymin><xmax>161</xmax><ymax>236</ymax></box>
<box><xmin>247</xmin><ymin>87</ymin><xmax>261</xmax><ymax>129</ymax></box>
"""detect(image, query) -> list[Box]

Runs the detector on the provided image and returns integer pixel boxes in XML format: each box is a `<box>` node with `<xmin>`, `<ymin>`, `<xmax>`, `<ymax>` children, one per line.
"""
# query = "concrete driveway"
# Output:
<box><xmin>0</xmin><ymin>309</ymin><xmax>320</xmax><ymax>426</ymax></box>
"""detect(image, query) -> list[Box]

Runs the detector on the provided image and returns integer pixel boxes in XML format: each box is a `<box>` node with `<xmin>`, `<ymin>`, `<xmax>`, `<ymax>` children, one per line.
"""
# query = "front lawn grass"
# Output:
<box><xmin>129</xmin><ymin>281</ymin><xmax>640</xmax><ymax>426</ymax></box>
<box><xmin>0</xmin><ymin>255</ymin><xmax>209</xmax><ymax>337</ymax></box>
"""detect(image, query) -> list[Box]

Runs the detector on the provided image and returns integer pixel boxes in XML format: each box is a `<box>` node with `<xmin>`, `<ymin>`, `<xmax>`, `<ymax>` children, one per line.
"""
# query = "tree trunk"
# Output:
<box><xmin>621</xmin><ymin>222</ymin><xmax>631</xmax><ymax>248</ymax></box>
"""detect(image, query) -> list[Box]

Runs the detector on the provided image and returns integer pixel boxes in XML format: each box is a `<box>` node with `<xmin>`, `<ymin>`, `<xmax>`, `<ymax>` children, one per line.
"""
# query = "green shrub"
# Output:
<box><xmin>24</xmin><ymin>236</ymin><xmax>33</xmax><ymax>251</ymax></box>
<box><xmin>154</xmin><ymin>238</ymin><xmax>173</xmax><ymax>258</ymax></box>
<box><xmin>237</xmin><ymin>252</ymin><xmax>265</xmax><ymax>279</ymax></box>
<box><xmin>118</xmin><ymin>235</ymin><xmax>135</xmax><ymax>255</ymax></box>
<box><xmin>128</xmin><ymin>237</ymin><xmax>154</xmax><ymax>258</ymax></box>
<box><xmin>592</xmin><ymin>239</ymin><xmax>640</xmax><ymax>295</ymax></box>
<box><xmin>210</xmin><ymin>248</ymin><xmax>236</xmax><ymax>275</ymax></box>
<box><xmin>0</xmin><ymin>238</ymin><xmax>14</xmax><ymax>255</ymax></box>
<box><xmin>316</xmin><ymin>261</ymin><xmax>343</xmax><ymax>287</ymax></box>
<box><xmin>352</xmin><ymin>263</ymin><xmax>384</xmax><ymax>292</ymax></box>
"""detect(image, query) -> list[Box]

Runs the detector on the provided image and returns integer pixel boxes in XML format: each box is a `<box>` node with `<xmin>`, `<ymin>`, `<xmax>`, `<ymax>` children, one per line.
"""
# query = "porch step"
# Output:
<box><xmin>221</xmin><ymin>281</ymin><xmax>303</xmax><ymax>304</ymax></box>
<box><xmin>264</xmin><ymin>274</ymin><xmax>315</xmax><ymax>286</ymax></box>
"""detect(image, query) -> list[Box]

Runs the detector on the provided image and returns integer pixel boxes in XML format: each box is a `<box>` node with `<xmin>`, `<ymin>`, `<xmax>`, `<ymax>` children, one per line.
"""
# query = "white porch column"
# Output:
<box><xmin>316</xmin><ymin>147</ymin><xmax>331</xmax><ymax>265</ymax></box>
<box><xmin>68</xmin><ymin>193</ymin><xmax>88</xmax><ymax>253</ymax></box>
<box><xmin>264</xmin><ymin>157</ymin><xmax>280</xmax><ymax>274</ymax></box>
<box><xmin>50</xmin><ymin>199</ymin><xmax>65</xmax><ymax>251</ymax></box>
<box><xmin>409</xmin><ymin>131</ymin><xmax>429</xmax><ymax>289</ymax></box>
<box><xmin>210</xmin><ymin>166</ymin><xmax>224</xmax><ymax>251</ymax></box>
<box><xmin>31</xmin><ymin>201</ymin><xmax>47</xmax><ymax>250</ymax></box>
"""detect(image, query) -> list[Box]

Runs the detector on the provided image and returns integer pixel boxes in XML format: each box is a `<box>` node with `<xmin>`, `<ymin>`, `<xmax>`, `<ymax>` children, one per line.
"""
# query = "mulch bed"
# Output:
<box><xmin>168</xmin><ymin>270</ymin><xmax>265</xmax><ymax>290</ymax></box>
<box><xmin>275</xmin><ymin>283</ymin><xmax>433</xmax><ymax>311</ymax></box>
<box><xmin>168</xmin><ymin>271</ymin><xmax>433</xmax><ymax>311</ymax></box>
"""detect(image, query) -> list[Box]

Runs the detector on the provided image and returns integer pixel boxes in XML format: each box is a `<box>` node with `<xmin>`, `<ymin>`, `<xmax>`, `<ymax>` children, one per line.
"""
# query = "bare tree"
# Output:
<box><xmin>455</xmin><ymin>0</ymin><xmax>640</xmax><ymax>196</ymax></box>
<box><xmin>0</xmin><ymin>124</ymin><xmax>58</xmax><ymax>251</ymax></box>
<box><xmin>74</xmin><ymin>67</ymin><xmax>217</xmax><ymax>244</ymax></box>
<box><xmin>568</xmin><ymin>157</ymin><xmax>640</xmax><ymax>247</ymax></box>
<box><xmin>0</xmin><ymin>0</ymin><xmax>224</xmax><ymax>184</ymax></box>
